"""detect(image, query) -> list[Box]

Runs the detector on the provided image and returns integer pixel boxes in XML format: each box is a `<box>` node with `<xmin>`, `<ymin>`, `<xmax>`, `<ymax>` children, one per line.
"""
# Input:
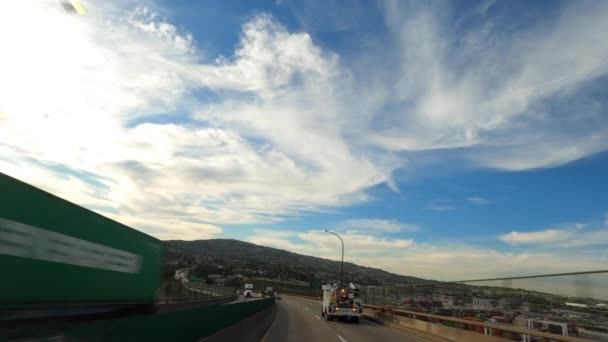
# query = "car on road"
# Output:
<box><xmin>274</xmin><ymin>292</ymin><xmax>282</xmax><ymax>300</ymax></box>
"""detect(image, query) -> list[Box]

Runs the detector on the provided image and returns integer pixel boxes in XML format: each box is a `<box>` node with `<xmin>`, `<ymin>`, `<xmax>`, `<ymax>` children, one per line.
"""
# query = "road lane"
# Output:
<box><xmin>228</xmin><ymin>295</ymin><xmax>266</xmax><ymax>304</ymax></box>
<box><xmin>262</xmin><ymin>295</ymin><xmax>427</xmax><ymax>342</ymax></box>
<box><xmin>262</xmin><ymin>295</ymin><xmax>338</xmax><ymax>341</ymax></box>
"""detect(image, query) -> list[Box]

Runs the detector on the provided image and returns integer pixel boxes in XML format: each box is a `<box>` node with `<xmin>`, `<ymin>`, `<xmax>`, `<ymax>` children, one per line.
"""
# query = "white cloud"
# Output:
<box><xmin>111</xmin><ymin>215</ymin><xmax>222</xmax><ymax>241</ymax></box>
<box><xmin>247</xmin><ymin>229</ymin><xmax>414</xmax><ymax>258</ymax></box>
<box><xmin>500</xmin><ymin>228</ymin><xmax>577</xmax><ymax>245</ymax></box>
<box><xmin>373</xmin><ymin>1</ymin><xmax>608</xmax><ymax>169</ymax></box>
<box><xmin>0</xmin><ymin>2</ymin><xmax>398</xmax><ymax>239</ymax></box>
<box><xmin>352</xmin><ymin>247</ymin><xmax>608</xmax><ymax>282</ymax></box>
<box><xmin>251</xmin><ymin>229</ymin><xmax>297</xmax><ymax>239</ymax></box>
<box><xmin>499</xmin><ymin>223</ymin><xmax>608</xmax><ymax>248</ymax></box>
<box><xmin>335</xmin><ymin>219</ymin><xmax>419</xmax><ymax>233</ymax></box>
<box><xmin>299</xmin><ymin>231</ymin><xmax>414</xmax><ymax>253</ymax></box>
<box><xmin>1</xmin><ymin>0</ymin><xmax>608</xmax><ymax>242</ymax></box>
<box><xmin>248</xmin><ymin>234</ymin><xmax>321</xmax><ymax>256</ymax></box>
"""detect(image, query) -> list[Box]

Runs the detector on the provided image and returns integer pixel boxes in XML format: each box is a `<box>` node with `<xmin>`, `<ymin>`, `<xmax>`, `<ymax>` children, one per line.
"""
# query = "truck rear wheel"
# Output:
<box><xmin>326</xmin><ymin>314</ymin><xmax>332</xmax><ymax>321</ymax></box>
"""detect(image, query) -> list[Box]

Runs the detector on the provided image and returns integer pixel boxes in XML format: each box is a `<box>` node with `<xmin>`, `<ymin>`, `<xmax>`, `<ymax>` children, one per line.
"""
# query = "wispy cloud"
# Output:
<box><xmin>375</xmin><ymin>1</ymin><xmax>608</xmax><ymax>169</ymax></box>
<box><xmin>478</xmin><ymin>0</ymin><xmax>497</xmax><ymax>16</ymax></box>
<box><xmin>1</xmin><ymin>1</ymin><xmax>608</xmax><ymax>241</ymax></box>
<box><xmin>0</xmin><ymin>3</ymin><xmax>398</xmax><ymax>239</ymax></box>
<box><xmin>499</xmin><ymin>226</ymin><xmax>582</xmax><ymax>245</ymax></box>
<box><xmin>248</xmin><ymin>229</ymin><xmax>414</xmax><ymax>258</ymax></box>
<box><xmin>499</xmin><ymin>223</ymin><xmax>608</xmax><ymax>248</ymax></box>
<box><xmin>335</xmin><ymin>218</ymin><xmax>419</xmax><ymax>233</ymax></box>
<box><xmin>467</xmin><ymin>197</ymin><xmax>490</xmax><ymax>206</ymax></box>
<box><xmin>426</xmin><ymin>199</ymin><xmax>457</xmax><ymax>211</ymax></box>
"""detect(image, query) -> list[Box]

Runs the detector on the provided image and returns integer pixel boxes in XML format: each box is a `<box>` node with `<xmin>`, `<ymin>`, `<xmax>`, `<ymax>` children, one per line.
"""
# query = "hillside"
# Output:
<box><xmin>163</xmin><ymin>239</ymin><xmax>608</xmax><ymax>310</ymax></box>
<box><xmin>164</xmin><ymin>239</ymin><xmax>424</xmax><ymax>286</ymax></box>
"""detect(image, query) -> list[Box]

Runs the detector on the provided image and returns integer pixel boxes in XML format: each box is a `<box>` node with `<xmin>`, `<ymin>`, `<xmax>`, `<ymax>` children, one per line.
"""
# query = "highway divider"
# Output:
<box><xmin>6</xmin><ymin>298</ymin><xmax>275</xmax><ymax>341</ymax></box>
<box><xmin>156</xmin><ymin>295</ymin><xmax>236</xmax><ymax>312</ymax></box>
<box><xmin>201</xmin><ymin>302</ymin><xmax>277</xmax><ymax>342</ymax></box>
<box><xmin>280</xmin><ymin>292</ymin><xmax>321</xmax><ymax>301</ymax></box>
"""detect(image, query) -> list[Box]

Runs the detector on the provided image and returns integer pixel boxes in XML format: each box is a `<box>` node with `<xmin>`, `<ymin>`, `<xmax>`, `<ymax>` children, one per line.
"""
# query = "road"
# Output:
<box><xmin>262</xmin><ymin>295</ymin><xmax>427</xmax><ymax>342</ymax></box>
<box><xmin>228</xmin><ymin>294</ymin><xmax>266</xmax><ymax>304</ymax></box>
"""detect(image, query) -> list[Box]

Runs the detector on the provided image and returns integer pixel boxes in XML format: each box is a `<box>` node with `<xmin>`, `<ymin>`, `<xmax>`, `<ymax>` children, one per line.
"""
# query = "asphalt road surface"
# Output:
<box><xmin>228</xmin><ymin>295</ymin><xmax>266</xmax><ymax>304</ymax></box>
<box><xmin>261</xmin><ymin>295</ymin><xmax>427</xmax><ymax>342</ymax></box>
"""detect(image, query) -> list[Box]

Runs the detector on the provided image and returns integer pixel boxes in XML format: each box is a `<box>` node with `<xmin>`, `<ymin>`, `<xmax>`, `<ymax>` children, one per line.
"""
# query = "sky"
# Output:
<box><xmin>1</xmin><ymin>0</ymin><xmax>608</xmax><ymax>294</ymax></box>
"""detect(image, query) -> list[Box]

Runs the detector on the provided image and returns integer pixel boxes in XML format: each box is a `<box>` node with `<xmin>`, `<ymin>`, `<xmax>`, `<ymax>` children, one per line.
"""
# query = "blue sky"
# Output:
<box><xmin>1</xmin><ymin>0</ymin><xmax>608</xmax><ymax>292</ymax></box>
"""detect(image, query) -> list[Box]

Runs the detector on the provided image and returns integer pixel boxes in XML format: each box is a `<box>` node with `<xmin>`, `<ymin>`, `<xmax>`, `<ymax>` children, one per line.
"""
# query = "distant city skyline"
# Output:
<box><xmin>1</xmin><ymin>0</ymin><xmax>607</xmax><ymax>285</ymax></box>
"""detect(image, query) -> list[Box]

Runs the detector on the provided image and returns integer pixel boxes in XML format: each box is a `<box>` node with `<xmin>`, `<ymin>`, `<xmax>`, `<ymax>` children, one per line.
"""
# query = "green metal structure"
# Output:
<box><xmin>0</xmin><ymin>172</ymin><xmax>165</xmax><ymax>308</ymax></box>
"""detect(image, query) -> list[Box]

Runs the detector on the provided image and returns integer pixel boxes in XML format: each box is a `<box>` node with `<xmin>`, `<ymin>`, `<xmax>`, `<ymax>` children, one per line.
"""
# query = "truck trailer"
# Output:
<box><xmin>0</xmin><ymin>172</ymin><xmax>165</xmax><ymax>317</ymax></box>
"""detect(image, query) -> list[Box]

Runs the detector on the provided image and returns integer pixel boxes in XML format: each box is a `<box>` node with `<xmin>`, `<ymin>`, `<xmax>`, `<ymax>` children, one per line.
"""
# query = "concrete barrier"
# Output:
<box><xmin>363</xmin><ymin>305</ymin><xmax>592</xmax><ymax>342</ymax></box>
<box><xmin>201</xmin><ymin>304</ymin><xmax>277</xmax><ymax>342</ymax></box>
<box><xmin>5</xmin><ymin>298</ymin><xmax>275</xmax><ymax>341</ymax></box>
<box><xmin>157</xmin><ymin>295</ymin><xmax>237</xmax><ymax>312</ymax></box>
<box><xmin>280</xmin><ymin>293</ymin><xmax>321</xmax><ymax>300</ymax></box>
<box><xmin>284</xmin><ymin>293</ymin><xmax>592</xmax><ymax>342</ymax></box>
<box><xmin>363</xmin><ymin>307</ymin><xmax>506</xmax><ymax>342</ymax></box>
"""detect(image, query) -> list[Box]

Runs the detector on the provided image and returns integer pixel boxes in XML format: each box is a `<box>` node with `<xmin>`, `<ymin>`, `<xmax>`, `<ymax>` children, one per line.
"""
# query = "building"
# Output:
<box><xmin>433</xmin><ymin>294</ymin><xmax>455</xmax><ymax>307</ymax></box>
<box><xmin>514</xmin><ymin>315</ymin><xmax>574</xmax><ymax>342</ymax></box>
<box><xmin>473</xmin><ymin>297</ymin><xmax>496</xmax><ymax>310</ymax></box>
<box><xmin>534</xmin><ymin>320</ymin><xmax>572</xmax><ymax>337</ymax></box>
<box><xmin>521</xmin><ymin>302</ymin><xmax>533</xmax><ymax>312</ymax></box>
<box><xmin>514</xmin><ymin>315</ymin><xmax>529</xmax><ymax>328</ymax></box>
<box><xmin>498</xmin><ymin>298</ymin><xmax>512</xmax><ymax>310</ymax></box>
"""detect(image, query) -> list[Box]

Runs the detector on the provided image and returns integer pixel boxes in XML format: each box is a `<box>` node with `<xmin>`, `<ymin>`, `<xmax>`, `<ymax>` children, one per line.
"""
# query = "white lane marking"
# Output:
<box><xmin>315</xmin><ymin>315</ymin><xmax>321</xmax><ymax>320</ymax></box>
<box><xmin>337</xmin><ymin>334</ymin><xmax>347</xmax><ymax>342</ymax></box>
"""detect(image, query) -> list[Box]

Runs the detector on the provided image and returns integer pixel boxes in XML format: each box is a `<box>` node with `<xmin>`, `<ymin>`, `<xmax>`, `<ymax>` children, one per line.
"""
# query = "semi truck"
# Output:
<box><xmin>0</xmin><ymin>172</ymin><xmax>165</xmax><ymax>318</ymax></box>
<box><xmin>321</xmin><ymin>283</ymin><xmax>362</xmax><ymax>323</ymax></box>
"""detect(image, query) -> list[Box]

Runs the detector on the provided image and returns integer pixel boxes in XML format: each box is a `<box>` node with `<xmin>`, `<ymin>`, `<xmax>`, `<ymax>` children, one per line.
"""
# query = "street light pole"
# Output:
<box><xmin>325</xmin><ymin>230</ymin><xmax>344</xmax><ymax>287</ymax></box>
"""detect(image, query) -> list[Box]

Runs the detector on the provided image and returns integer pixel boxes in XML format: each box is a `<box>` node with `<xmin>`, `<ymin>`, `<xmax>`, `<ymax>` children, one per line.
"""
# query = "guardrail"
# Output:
<box><xmin>156</xmin><ymin>295</ymin><xmax>234</xmax><ymax>305</ymax></box>
<box><xmin>157</xmin><ymin>280</ymin><xmax>236</xmax><ymax>303</ymax></box>
<box><xmin>282</xmin><ymin>289</ymin><xmax>603</xmax><ymax>342</ymax></box>
<box><xmin>183</xmin><ymin>283</ymin><xmax>235</xmax><ymax>297</ymax></box>
<box><xmin>364</xmin><ymin>304</ymin><xmax>592</xmax><ymax>342</ymax></box>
